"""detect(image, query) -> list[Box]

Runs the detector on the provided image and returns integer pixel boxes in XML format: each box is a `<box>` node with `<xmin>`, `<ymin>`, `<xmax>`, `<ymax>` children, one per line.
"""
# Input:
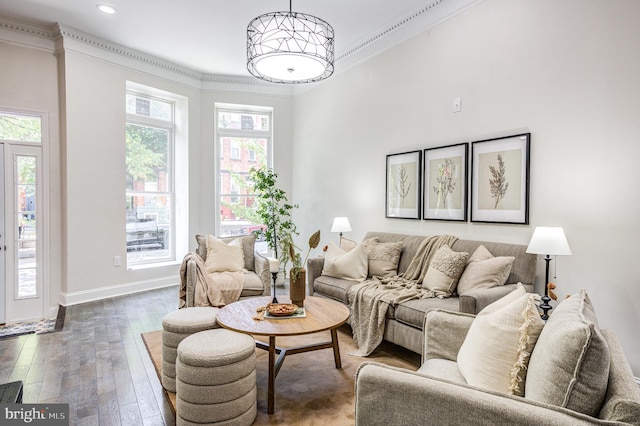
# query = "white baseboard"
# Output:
<box><xmin>59</xmin><ymin>277</ymin><xmax>178</xmax><ymax>306</ymax></box>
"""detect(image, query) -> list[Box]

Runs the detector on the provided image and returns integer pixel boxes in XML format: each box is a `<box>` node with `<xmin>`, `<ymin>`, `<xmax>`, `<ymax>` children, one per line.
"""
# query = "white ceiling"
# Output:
<box><xmin>0</xmin><ymin>0</ymin><xmax>480</xmax><ymax>79</ymax></box>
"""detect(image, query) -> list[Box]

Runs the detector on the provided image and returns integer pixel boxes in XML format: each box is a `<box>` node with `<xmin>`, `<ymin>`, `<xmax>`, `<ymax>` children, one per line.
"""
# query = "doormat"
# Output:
<box><xmin>0</xmin><ymin>305</ymin><xmax>66</xmax><ymax>339</ymax></box>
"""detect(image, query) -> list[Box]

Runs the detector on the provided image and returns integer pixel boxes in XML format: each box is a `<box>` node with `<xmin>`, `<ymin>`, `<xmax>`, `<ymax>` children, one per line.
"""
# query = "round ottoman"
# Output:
<box><xmin>161</xmin><ymin>307</ymin><xmax>219</xmax><ymax>392</ymax></box>
<box><xmin>176</xmin><ymin>329</ymin><xmax>257</xmax><ymax>426</ymax></box>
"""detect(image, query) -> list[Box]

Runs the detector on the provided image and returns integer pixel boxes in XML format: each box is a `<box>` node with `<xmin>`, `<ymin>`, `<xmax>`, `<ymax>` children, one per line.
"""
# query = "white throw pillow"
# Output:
<box><xmin>457</xmin><ymin>286</ymin><xmax>545</xmax><ymax>396</ymax></box>
<box><xmin>456</xmin><ymin>245</ymin><xmax>514</xmax><ymax>295</ymax></box>
<box><xmin>204</xmin><ymin>235</ymin><xmax>245</xmax><ymax>273</ymax></box>
<box><xmin>321</xmin><ymin>243</ymin><xmax>368</xmax><ymax>282</ymax></box>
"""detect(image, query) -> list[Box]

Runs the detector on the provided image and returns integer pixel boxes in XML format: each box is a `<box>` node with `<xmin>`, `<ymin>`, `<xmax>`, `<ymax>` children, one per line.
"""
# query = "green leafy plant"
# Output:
<box><xmin>249</xmin><ymin>167</ymin><xmax>298</xmax><ymax>265</ymax></box>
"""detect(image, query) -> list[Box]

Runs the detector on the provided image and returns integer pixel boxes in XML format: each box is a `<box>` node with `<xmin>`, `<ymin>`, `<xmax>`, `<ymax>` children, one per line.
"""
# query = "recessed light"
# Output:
<box><xmin>97</xmin><ymin>4</ymin><xmax>117</xmax><ymax>14</ymax></box>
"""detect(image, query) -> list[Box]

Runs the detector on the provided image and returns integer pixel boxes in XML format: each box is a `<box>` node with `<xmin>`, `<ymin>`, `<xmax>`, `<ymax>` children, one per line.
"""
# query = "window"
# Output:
<box><xmin>0</xmin><ymin>113</ymin><xmax>42</xmax><ymax>143</ymax></box>
<box><xmin>230</xmin><ymin>140</ymin><xmax>241</xmax><ymax>160</ymax></box>
<box><xmin>230</xmin><ymin>180</ymin><xmax>239</xmax><ymax>204</ymax></box>
<box><xmin>125</xmin><ymin>91</ymin><xmax>174</xmax><ymax>266</ymax></box>
<box><xmin>216</xmin><ymin>105</ymin><xmax>272</xmax><ymax>244</ymax></box>
<box><xmin>15</xmin><ymin>155</ymin><xmax>37</xmax><ymax>298</ymax></box>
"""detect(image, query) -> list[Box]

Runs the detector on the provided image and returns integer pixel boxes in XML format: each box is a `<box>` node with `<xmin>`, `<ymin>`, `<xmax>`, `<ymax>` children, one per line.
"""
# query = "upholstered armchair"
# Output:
<box><xmin>355</xmin><ymin>293</ymin><xmax>640</xmax><ymax>425</ymax></box>
<box><xmin>183</xmin><ymin>234</ymin><xmax>271</xmax><ymax>307</ymax></box>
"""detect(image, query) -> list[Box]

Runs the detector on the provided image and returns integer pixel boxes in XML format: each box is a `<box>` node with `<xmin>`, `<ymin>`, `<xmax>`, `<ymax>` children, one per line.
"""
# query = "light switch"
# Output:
<box><xmin>452</xmin><ymin>97</ymin><xmax>461</xmax><ymax>113</ymax></box>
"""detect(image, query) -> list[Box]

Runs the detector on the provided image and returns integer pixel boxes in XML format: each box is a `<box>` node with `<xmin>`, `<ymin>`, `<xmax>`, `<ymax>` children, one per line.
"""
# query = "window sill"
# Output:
<box><xmin>127</xmin><ymin>260</ymin><xmax>180</xmax><ymax>271</ymax></box>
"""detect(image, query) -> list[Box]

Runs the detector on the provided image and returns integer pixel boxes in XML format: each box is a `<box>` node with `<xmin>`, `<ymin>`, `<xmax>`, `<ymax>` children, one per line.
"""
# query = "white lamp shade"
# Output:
<box><xmin>331</xmin><ymin>217</ymin><xmax>352</xmax><ymax>233</ymax></box>
<box><xmin>526</xmin><ymin>227</ymin><xmax>572</xmax><ymax>256</ymax></box>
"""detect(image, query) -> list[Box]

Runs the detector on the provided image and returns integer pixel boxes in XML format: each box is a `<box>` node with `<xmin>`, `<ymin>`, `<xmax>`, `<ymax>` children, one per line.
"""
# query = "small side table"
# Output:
<box><xmin>0</xmin><ymin>380</ymin><xmax>23</xmax><ymax>403</ymax></box>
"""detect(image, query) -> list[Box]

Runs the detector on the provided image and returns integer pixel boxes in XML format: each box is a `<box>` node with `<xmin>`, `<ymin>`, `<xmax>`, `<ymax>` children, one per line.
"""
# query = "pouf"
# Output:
<box><xmin>161</xmin><ymin>307</ymin><xmax>219</xmax><ymax>392</ymax></box>
<box><xmin>176</xmin><ymin>329</ymin><xmax>257</xmax><ymax>426</ymax></box>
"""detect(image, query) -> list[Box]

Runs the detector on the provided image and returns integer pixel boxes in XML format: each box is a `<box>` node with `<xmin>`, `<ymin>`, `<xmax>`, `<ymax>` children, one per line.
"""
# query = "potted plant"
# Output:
<box><xmin>285</xmin><ymin>230</ymin><xmax>321</xmax><ymax>307</ymax></box>
<box><xmin>249</xmin><ymin>167</ymin><xmax>299</xmax><ymax>270</ymax></box>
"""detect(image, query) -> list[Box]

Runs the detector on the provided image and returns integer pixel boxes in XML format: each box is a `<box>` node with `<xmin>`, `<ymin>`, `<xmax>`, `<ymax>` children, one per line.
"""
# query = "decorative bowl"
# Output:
<box><xmin>267</xmin><ymin>303</ymin><xmax>298</xmax><ymax>317</ymax></box>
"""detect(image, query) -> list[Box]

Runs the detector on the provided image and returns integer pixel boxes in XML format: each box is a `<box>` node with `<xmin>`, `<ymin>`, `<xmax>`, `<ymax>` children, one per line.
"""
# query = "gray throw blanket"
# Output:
<box><xmin>348</xmin><ymin>235</ymin><xmax>458</xmax><ymax>356</ymax></box>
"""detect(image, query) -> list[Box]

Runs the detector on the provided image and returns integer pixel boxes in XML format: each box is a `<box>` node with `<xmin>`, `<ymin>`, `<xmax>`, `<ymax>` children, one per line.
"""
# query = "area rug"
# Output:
<box><xmin>0</xmin><ymin>306</ymin><xmax>66</xmax><ymax>339</ymax></box>
<box><xmin>141</xmin><ymin>325</ymin><xmax>420</xmax><ymax>425</ymax></box>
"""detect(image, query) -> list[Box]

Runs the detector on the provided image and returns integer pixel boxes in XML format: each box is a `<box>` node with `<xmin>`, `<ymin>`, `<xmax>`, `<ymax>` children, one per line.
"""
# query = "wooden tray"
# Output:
<box><xmin>266</xmin><ymin>303</ymin><xmax>298</xmax><ymax>317</ymax></box>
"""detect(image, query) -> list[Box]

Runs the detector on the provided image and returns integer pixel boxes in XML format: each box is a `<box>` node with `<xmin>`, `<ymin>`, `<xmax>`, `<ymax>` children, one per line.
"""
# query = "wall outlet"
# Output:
<box><xmin>113</xmin><ymin>256</ymin><xmax>121</xmax><ymax>267</ymax></box>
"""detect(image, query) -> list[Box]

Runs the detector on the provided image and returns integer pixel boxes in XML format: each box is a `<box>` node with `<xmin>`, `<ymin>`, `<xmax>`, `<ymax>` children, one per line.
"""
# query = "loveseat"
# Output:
<box><xmin>354</xmin><ymin>290</ymin><xmax>640</xmax><ymax>425</ymax></box>
<box><xmin>183</xmin><ymin>234</ymin><xmax>271</xmax><ymax>307</ymax></box>
<box><xmin>307</xmin><ymin>231</ymin><xmax>536</xmax><ymax>354</ymax></box>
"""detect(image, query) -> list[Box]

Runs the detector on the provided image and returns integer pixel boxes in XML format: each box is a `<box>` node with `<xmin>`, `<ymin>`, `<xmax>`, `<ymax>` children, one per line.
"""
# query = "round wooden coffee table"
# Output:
<box><xmin>216</xmin><ymin>295</ymin><xmax>350</xmax><ymax>414</ymax></box>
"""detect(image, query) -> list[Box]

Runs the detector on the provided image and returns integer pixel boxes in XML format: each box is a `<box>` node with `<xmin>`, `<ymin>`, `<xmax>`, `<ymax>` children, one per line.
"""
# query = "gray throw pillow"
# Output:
<box><xmin>362</xmin><ymin>237</ymin><xmax>403</xmax><ymax>277</ymax></box>
<box><xmin>524</xmin><ymin>290</ymin><xmax>610</xmax><ymax>417</ymax></box>
<box><xmin>422</xmin><ymin>245</ymin><xmax>468</xmax><ymax>297</ymax></box>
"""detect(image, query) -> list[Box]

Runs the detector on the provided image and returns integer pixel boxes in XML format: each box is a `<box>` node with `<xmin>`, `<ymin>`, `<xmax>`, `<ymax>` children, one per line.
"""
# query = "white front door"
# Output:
<box><xmin>0</xmin><ymin>111</ymin><xmax>45</xmax><ymax>323</ymax></box>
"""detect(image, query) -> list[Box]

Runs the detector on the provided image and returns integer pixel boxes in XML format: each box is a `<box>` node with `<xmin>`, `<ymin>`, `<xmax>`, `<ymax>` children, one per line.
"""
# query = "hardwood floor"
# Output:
<box><xmin>0</xmin><ymin>286</ymin><xmax>179</xmax><ymax>426</ymax></box>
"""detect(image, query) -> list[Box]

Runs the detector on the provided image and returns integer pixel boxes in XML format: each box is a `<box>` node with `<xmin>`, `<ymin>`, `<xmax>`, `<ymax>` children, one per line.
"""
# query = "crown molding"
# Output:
<box><xmin>55</xmin><ymin>24</ymin><xmax>292</xmax><ymax>96</ymax></box>
<box><xmin>200</xmin><ymin>73</ymin><xmax>293</xmax><ymax>96</ymax></box>
<box><xmin>335</xmin><ymin>0</ymin><xmax>483</xmax><ymax>74</ymax></box>
<box><xmin>56</xmin><ymin>23</ymin><xmax>205</xmax><ymax>87</ymax></box>
<box><xmin>292</xmin><ymin>0</ymin><xmax>483</xmax><ymax>95</ymax></box>
<box><xmin>0</xmin><ymin>17</ymin><xmax>57</xmax><ymax>51</ymax></box>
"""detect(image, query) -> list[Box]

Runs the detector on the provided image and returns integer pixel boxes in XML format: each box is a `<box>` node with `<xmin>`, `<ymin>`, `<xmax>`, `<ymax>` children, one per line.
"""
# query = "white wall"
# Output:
<box><xmin>0</xmin><ymin>36</ymin><xmax>62</xmax><ymax>320</ymax></box>
<box><xmin>60</xmin><ymin>51</ymin><xmax>200</xmax><ymax>299</ymax></box>
<box><xmin>292</xmin><ymin>0</ymin><xmax>640</xmax><ymax>374</ymax></box>
<box><xmin>60</xmin><ymin>50</ymin><xmax>295</xmax><ymax>304</ymax></box>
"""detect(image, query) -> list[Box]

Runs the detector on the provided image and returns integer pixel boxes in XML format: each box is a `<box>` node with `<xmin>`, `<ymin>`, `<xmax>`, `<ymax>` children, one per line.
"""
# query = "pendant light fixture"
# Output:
<box><xmin>247</xmin><ymin>1</ymin><xmax>335</xmax><ymax>84</ymax></box>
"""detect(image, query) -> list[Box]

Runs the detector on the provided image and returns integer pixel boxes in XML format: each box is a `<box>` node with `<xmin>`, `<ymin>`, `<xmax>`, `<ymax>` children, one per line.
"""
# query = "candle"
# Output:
<box><xmin>268</xmin><ymin>257</ymin><xmax>280</xmax><ymax>273</ymax></box>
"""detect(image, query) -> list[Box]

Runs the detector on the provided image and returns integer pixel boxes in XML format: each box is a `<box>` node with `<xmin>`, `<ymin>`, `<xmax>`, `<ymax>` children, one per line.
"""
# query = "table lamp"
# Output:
<box><xmin>331</xmin><ymin>217</ymin><xmax>352</xmax><ymax>242</ymax></box>
<box><xmin>526</xmin><ymin>226</ymin><xmax>572</xmax><ymax>320</ymax></box>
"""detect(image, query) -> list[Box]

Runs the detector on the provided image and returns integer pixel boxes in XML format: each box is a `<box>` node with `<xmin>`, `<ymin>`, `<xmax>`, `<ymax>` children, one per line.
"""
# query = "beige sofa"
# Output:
<box><xmin>307</xmin><ymin>231</ymin><xmax>536</xmax><ymax>354</ymax></box>
<box><xmin>354</xmin><ymin>293</ymin><xmax>640</xmax><ymax>425</ymax></box>
<box><xmin>183</xmin><ymin>234</ymin><xmax>271</xmax><ymax>307</ymax></box>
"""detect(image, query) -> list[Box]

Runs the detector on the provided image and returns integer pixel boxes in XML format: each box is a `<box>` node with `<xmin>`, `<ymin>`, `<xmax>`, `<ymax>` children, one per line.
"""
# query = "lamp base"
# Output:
<box><xmin>541</xmin><ymin>255</ymin><xmax>553</xmax><ymax>321</ymax></box>
<box><xmin>271</xmin><ymin>272</ymin><xmax>279</xmax><ymax>304</ymax></box>
<box><xmin>540</xmin><ymin>293</ymin><xmax>552</xmax><ymax>320</ymax></box>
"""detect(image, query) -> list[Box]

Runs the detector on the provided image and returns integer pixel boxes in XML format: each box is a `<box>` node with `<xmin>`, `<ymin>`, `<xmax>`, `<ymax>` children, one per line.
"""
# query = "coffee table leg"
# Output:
<box><xmin>268</xmin><ymin>335</ymin><xmax>276</xmax><ymax>414</ymax></box>
<box><xmin>330</xmin><ymin>328</ymin><xmax>342</xmax><ymax>369</ymax></box>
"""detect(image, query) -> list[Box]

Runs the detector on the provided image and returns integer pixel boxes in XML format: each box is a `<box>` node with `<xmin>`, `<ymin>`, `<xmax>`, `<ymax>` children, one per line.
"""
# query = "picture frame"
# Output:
<box><xmin>423</xmin><ymin>143</ymin><xmax>468</xmax><ymax>221</ymax></box>
<box><xmin>470</xmin><ymin>133</ymin><xmax>530</xmax><ymax>224</ymax></box>
<box><xmin>386</xmin><ymin>150</ymin><xmax>422</xmax><ymax>219</ymax></box>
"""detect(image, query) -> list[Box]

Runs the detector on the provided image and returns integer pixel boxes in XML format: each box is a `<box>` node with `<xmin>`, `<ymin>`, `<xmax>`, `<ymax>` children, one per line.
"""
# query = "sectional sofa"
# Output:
<box><xmin>307</xmin><ymin>231</ymin><xmax>537</xmax><ymax>354</ymax></box>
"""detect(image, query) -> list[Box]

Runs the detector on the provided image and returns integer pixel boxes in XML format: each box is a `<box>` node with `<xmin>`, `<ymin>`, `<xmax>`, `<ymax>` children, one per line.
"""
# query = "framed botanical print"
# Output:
<box><xmin>423</xmin><ymin>143</ymin><xmax>468</xmax><ymax>221</ymax></box>
<box><xmin>470</xmin><ymin>133</ymin><xmax>531</xmax><ymax>224</ymax></box>
<box><xmin>386</xmin><ymin>150</ymin><xmax>422</xmax><ymax>219</ymax></box>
